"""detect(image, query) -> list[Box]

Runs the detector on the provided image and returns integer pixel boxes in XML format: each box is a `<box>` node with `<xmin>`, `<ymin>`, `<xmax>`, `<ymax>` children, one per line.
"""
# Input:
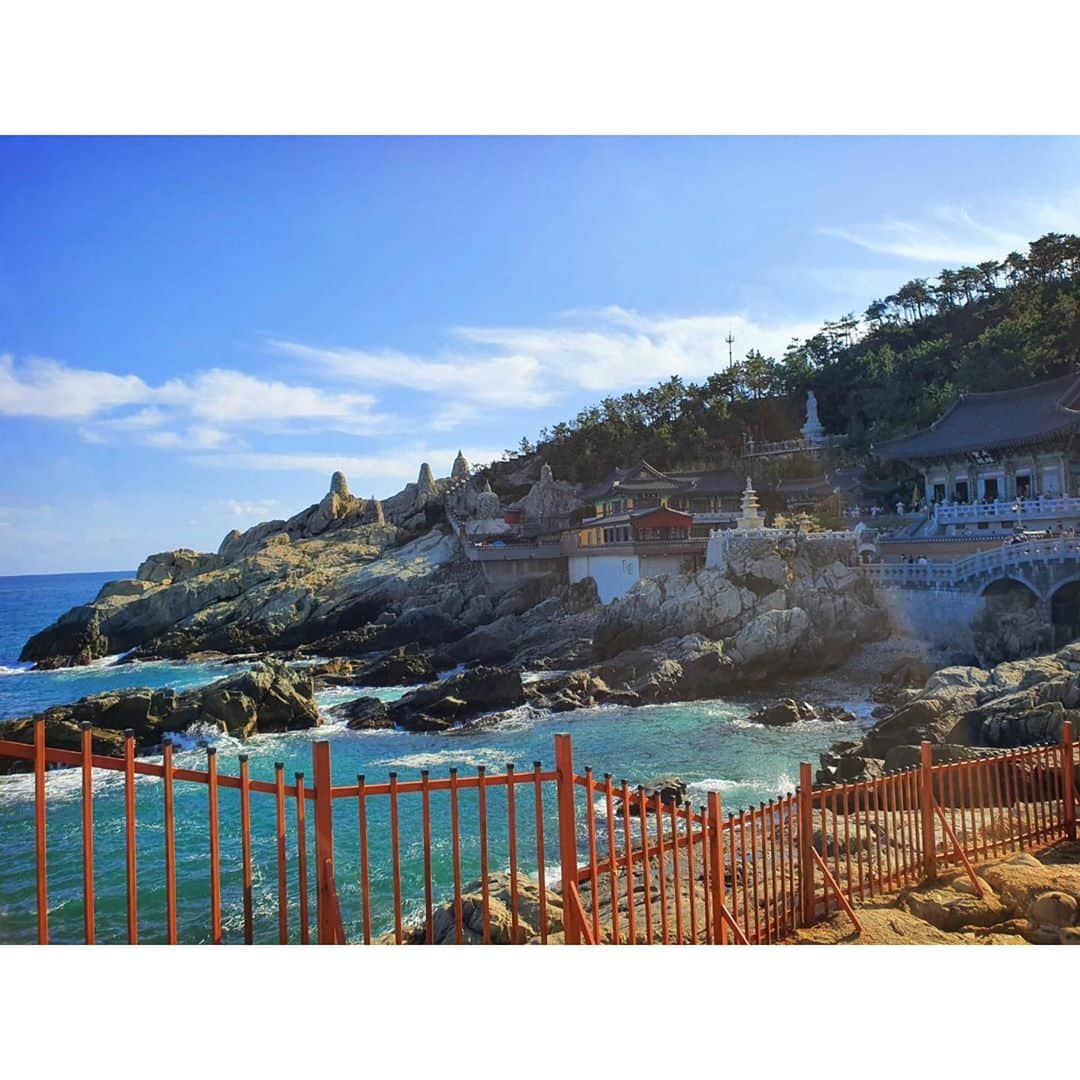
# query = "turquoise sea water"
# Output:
<box><xmin>0</xmin><ymin>572</ymin><xmax>866</xmax><ymax>944</ymax></box>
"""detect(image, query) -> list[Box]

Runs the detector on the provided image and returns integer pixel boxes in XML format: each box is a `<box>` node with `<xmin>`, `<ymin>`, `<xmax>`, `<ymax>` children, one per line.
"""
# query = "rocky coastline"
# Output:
<box><xmin>7</xmin><ymin>467</ymin><xmax>1074</xmax><ymax>782</ymax></box>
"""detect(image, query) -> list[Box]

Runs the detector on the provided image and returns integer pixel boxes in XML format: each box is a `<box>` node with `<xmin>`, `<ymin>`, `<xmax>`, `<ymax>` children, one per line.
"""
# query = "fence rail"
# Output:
<box><xmin>1</xmin><ymin>720</ymin><xmax>1076</xmax><ymax>944</ymax></box>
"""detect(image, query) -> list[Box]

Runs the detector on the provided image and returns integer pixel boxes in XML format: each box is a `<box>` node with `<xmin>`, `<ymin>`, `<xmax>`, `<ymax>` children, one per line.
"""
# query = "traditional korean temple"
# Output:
<box><xmin>872</xmin><ymin>369</ymin><xmax>1080</xmax><ymax>547</ymax></box>
<box><xmin>874</xmin><ymin>371</ymin><xmax>1080</xmax><ymax>504</ymax></box>
<box><xmin>578</xmin><ymin>460</ymin><xmax>742</xmax><ymax>544</ymax></box>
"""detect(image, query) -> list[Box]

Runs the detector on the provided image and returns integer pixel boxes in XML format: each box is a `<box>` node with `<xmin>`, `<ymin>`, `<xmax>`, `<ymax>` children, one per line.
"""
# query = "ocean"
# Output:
<box><xmin>0</xmin><ymin>571</ymin><xmax>867</xmax><ymax>943</ymax></box>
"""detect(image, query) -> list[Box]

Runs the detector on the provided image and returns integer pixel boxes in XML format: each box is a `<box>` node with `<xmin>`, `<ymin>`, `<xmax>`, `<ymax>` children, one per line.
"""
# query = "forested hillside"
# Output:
<box><xmin>497</xmin><ymin>232</ymin><xmax>1080</xmax><ymax>487</ymax></box>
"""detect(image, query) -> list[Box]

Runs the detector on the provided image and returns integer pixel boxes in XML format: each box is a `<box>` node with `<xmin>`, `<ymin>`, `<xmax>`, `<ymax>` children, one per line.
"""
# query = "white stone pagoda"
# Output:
<box><xmin>736</xmin><ymin>477</ymin><xmax>766</xmax><ymax>530</ymax></box>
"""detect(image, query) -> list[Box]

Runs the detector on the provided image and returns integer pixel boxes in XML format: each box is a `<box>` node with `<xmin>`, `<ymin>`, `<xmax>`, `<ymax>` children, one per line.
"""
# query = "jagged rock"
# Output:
<box><xmin>332</xmin><ymin>696</ymin><xmax>392</xmax><ymax>730</ymax></box>
<box><xmin>96</xmin><ymin>578</ymin><xmax>155</xmax><ymax>601</ymax></box>
<box><xmin>416</xmin><ymin>462</ymin><xmax>438</xmax><ymax>502</ymax></box>
<box><xmin>359</xmin><ymin>645</ymin><xmax>435</xmax><ymax>686</ymax></box>
<box><xmin>747</xmin><ymin>698</ymin><xmax>816</xmax><ymax>726</ymax></box>
<box><xmin>860</xmin><ymin>696</ymin><xmax>965</xmax><ymax>757</ymax></box>
<box><xmin>451</xmin><ymin>451</ymin><xmax>471</xmax><ymax>481</ymax></box>
<box><xmin>306</xmin><ymin>657</ymin><xmax>364</xmax><ymax>688</ymax></box>
<box><xmin>508</xmin><ymin>461</ymin><xmax>582</xmax><ymax>522</ymax></box>
<box><xmin>389</xmin><ymin>666</ymin><xmax>524</xmax><ymax>732</ymax></box>
<box><xmin>619</xmin><ymin>776</ymin><xmax>689</xmax><ymax>816</ymax></box>
<box><xmin>475</xmin><ymin>480</ymin><xmax>501</xmax><ymax>519</ymax></box>
<box><xmin>0</xmin><ymin>660</ymin><xmax>319</xmax><ymax>772</ymax></box>
<box><xmin>731</xmin><ymin>607</ymin><xmax>810</xmax><ymax>666</ymax></box>
<box><xmin>900</xmin><ymin>881</ymin><xmax>1009</xmax><ymax>932</ymax></box>
<box><xmin>392</xmin><ymin>872</ymin><xmax>564</xmax><ymax>944</ymax></box>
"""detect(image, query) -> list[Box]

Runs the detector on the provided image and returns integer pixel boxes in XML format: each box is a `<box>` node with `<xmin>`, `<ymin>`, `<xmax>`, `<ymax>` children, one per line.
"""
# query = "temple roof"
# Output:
<box><xmin>584</xmin><ymin>461</ymin><xmax>742</xmax><ymax>499</ymax></box>
<box><xmin>874</xmin><ymin>371</ymin><xmax>1080</xmax><ymax>462</ymax></box>
<box><xmin>777</xmin><ymin>475</ymin><xmax>835</xmax><ymax>497</ymax></box>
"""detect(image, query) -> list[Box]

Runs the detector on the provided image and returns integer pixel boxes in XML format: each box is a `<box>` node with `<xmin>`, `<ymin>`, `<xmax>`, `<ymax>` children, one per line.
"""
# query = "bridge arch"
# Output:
<box><xmin>1051</xmin><ymin>579</ymin><xmax>1080</xmax><ymax>647</ymax></box>
<box><xmin>978</xmin><ymin>575</ymin><xmax>1041</xmax><ymax>603</ymax></box>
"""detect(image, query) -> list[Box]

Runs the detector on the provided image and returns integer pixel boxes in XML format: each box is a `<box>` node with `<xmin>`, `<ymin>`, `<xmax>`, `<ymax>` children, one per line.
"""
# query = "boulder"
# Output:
<box><xmin>900</xmin><ymin>881</ymin><xmax>1010</xmax><ymax>932</ymax></box>
<box><xmin>393</xmin><ymin>872</ymin><xmax>564</xmax><ymax>944</ymax></box>
<box><xmin>359</xmin><ymin>646</ymin><xmax>435</xmax><ymax>686</ymax></box>
<box><xmin>389</xmin><ymin>666</ymin><xmax>524</xmax><ymax>732</ymax></box>
<box><xmin>748</xmin><ymin>699</ymin><xmax>806</xmax><ymax>726</ymax></box>
<box><xmin>332</xmin><ymin>696</ymin><xmax>392</xmax><ymax>730</ymax></box>
<box><xmin>0</xmin><ymin>659</ymin><xmax>319</xmax><ymax>771</ymax></box>
<box><xmin>860</xmin><ymin>696</ymin><xmax>965</xmax><ymax>758</ymax></box>
<box><xmin>731</xmin><ymin>607</ymin><xmax>810</xmax><ymax>666</ymax></box>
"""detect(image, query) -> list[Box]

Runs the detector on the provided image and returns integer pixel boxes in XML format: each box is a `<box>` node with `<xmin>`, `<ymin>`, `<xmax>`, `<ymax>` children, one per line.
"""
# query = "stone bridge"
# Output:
<box><xmin>862</xmin><ymin>537</ymin><xmax>1080</xmax><ymax>649</ymax></box>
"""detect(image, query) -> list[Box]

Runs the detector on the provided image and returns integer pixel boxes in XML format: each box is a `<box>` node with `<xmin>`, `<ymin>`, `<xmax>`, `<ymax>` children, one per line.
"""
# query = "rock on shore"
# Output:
<box><xmin>0</xmin><ymin>660</ymin><xmax>319</xmax><ymax>773</ymax></box>
<box><xmin>593</xmin><ymin>532</ymin><xmax>884</xmax><ymax>677</ymax></box>
<box><xmin>818</xmin><ymin>643</ymin><xmax>1080</xmax><ymax>784</ymax></box>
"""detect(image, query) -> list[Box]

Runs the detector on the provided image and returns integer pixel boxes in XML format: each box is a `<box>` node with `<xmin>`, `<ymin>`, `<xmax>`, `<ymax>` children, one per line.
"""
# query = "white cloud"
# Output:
<box><xmin>823</xmin><ymin>193</ymin><xmax>1080</xmax><ymax>267</ymax></box>
<box><xmin>191</xmin><ymin>445</ymin><xmax>509</xmax><ymax>489</ymax></box>
<box><xmin>1</xmin><ymin>355</ymin><xmax>393</xmax><ymax>443</ymax></box>
<box><xmin>274</xmin><ymin>308</ymin><xmax>819</xmax><ymax>416</ymax></box>
<box><xmin>271</xmin><ymin>341</ymin><xmax>552</xmax><ymax>408</ymax></box>
<box><xmin>225</xmin><ymin>498</ymin><xmax>281</xmax><ymax>519</ymax></box>
<box><xmin>159</xmin><ymin>368</ymin><xmax>387</xmax><ymax>429</ymax></box>
<box><xmin>0</xmin><ymin>354</ymin><xmax>152</xmax><ymax>418</ymax></box>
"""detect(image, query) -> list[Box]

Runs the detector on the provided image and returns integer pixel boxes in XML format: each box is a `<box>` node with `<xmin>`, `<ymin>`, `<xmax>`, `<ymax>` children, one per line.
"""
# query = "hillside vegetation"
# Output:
<box><xmin>496</xmin><ymin>232</ymin><xmax>1080</xmax><ymax>487</ymax></box>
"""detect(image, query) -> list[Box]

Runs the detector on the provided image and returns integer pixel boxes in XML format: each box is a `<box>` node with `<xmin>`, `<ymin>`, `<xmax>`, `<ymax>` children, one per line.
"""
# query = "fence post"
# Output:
<box><xmin>707</xmin><ymin>791</ymin><xmax>726</xmax><ymax>943</ymax></box>
<box><xmin>312</xmin><ymin>740</ymin><xmax>335</xmax><ymax>944</ymax></box>
<box><xmin>34</xmin><ymin>716</ymin><xmax>48</xmax><ymax>945</ymax></box>
<box><xmin>920</xmin><ymin>741</ymin><xmax>937</xmax><ymax>881</ymax></box>
<box><xmin>1064</xmin><ymin>721</ymin><xmax>1076</xmax><ymax>842</ymax></box>
<box><xmin>554</xmin><ymin>733</ymin><xmax>580</xmax><ymax>944</ymax></box>
<box><xmin>797</xmin><ymin>762</ymin><xmax>815</xmax><ymax>927</ymax></box>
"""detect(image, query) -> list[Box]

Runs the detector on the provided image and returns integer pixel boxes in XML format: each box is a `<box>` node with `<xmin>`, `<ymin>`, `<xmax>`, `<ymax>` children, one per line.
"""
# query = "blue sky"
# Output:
<box><xmin>3</xmin><ymin>136</ymin><xmax>1080</xmax><ymax>574</ymax></box>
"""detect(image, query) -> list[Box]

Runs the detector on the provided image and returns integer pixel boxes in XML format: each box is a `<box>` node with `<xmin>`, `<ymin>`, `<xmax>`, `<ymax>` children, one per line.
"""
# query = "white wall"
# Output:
<box><xmin>568</xmin><ymin>553</ymin><xmax>641</xmax><ymax>603</ymax></box>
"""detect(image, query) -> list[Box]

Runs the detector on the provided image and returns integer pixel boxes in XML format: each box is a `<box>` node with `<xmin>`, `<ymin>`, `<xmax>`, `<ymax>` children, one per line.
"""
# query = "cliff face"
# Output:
<box><xmin>19</xmin><ymin>470</ymin><xmax>460</xmax><ymax>668</ymax></box>
<box><xmin>594</xmin><ymin>532</ymin><xmax>884</xmax><ymax>673</ymax></box>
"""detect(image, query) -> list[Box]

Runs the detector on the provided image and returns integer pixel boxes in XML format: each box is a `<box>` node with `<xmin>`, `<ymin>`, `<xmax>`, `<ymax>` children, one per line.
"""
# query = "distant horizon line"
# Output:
<box><xmin>0</xmin><ymin>568</ymin><xmax>135</xmax><ymax>580</ymax></box>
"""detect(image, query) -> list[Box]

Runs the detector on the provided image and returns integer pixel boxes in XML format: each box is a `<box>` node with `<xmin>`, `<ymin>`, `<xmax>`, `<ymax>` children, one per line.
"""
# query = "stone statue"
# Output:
<box><xmin>801</xmin><ymin>390</ymin><xmax>825</xmax><ymax>443</ymax></box>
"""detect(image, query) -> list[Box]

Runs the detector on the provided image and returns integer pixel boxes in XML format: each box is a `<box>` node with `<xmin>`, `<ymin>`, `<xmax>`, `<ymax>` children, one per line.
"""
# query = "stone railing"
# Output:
<box><xmin>741</xmin><ymin>436</ymin><xmax>839</xmax><ymax>459</ymax></box>
<box><xmin>861</xmin><ymin>536</ymin><xmax>1080</xmax><ymax>589</ymax></box>
<box><xmin>934</xmin><ymin>495</ymin><xmax>1080</xmax><ymax>526</ymax></box>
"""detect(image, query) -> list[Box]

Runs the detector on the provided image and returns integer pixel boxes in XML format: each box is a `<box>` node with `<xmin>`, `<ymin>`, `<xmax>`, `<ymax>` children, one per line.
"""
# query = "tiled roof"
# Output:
<box><xmin>584</xmin><ymin>461</ymin><xmax>742</xmax><ymax>499</ymax></box>
<box><xmin>874</xmin><ymin>371</ymin><xmax>1080</xmax><ymax>461</ymax></box>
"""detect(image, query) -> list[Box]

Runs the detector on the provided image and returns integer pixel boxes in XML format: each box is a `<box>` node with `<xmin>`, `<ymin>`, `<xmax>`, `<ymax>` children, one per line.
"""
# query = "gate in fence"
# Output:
<box><xmin>1</xmin><ymin>720</ymin><xmax>1076</xmax><ymax>944</ymax></box>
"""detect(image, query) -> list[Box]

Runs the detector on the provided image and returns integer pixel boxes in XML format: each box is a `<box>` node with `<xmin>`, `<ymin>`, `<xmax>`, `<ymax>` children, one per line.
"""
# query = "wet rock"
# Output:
<box><xmin>390</xmin><ymin>666</ymin><xmax>524</xmax><ymax>732</ymax></box>
<box><xmin>0</xmin><ymin>659</ymin><xmax>319</xmax><ymax>771</ymax></box>
<box><xmin>359</xmin><ymin>645</ymin><xmax>435</xmax><ymax>686</ymax></box>
<box><xmin>748</xmin><ymin>698</ymin><xmax>809</xmax><ymax>726</ymax></box>
<box><xmin>332</xmin><ymin>696</ymin><xmax>392</xmax><ymax>730</ymax></box>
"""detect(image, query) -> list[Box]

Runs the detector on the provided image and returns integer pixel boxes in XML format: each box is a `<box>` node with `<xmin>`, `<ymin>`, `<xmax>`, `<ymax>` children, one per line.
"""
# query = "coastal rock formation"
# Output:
<box><xmin>0</xmin><ymin>660</ymin><xmax>319</xmax><ymax>772</ymax></box>
<box><xmin>594</xmin><ymin>532</ymin><xmax>883</xmax><ymax>679</ymax></box>
<box><xmin>387</xmin><ymin>665</ymin><xmax>525</xmax><ymax>732</ymax></box>
<box><xmin>392</xmin><ymin>871</ymin><xmax>564</xmax><ymax>944</ymax></box>
<box><xmin>746</xmin><ymin>699</ymin><xmax>856</xmax><ymax>726</ymax></box>
<box><xmin>331</xmin><ymin>696</ymin><xmax>392</xmax><ymax>730</ymax></box>
<box><xmin>506</xmin><ymin>462</ymin><xmax>582</xmax><ymax>521</ymax></box>
<box><xmin>355</xmin><ymin>644</ymin><xmax>435</xmax><ymax>686</ymax></box>
<box><xmin>818</xmin><ymin>642</ymin><xmax>1080</xmax><ymax>784</ymax></box>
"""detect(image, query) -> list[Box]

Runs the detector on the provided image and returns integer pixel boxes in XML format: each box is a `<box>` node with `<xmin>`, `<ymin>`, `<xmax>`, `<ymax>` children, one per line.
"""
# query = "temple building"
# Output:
<box><xmin>577</xmin><ymin>460</ymin><xmax>742</xmax><ymax>545</ymax></box>
<box><xmin>873</xmin><ymin>369</ymin><xmax>1080</xmax><ymax>545</ymax></box>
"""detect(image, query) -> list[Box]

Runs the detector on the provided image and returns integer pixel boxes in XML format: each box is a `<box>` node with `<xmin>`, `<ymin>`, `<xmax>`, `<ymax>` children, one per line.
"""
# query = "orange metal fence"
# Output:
<box><xmin>2</xmin><ymin>720</ymin><xmax>1076</xmax><ymax>944</ymax></box>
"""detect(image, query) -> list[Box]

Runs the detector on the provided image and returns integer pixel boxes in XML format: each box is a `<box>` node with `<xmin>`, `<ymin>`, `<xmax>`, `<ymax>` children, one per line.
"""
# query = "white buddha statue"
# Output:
<box><xmin>802</xmin><ymin>390</ymin><xmax>825</xmax><ymax>443</ymax></box>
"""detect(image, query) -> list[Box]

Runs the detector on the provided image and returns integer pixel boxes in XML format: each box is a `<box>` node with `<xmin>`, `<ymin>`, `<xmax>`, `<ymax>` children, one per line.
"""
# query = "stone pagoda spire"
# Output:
<box><xmin>451</xmin><ymin>449</ymin><xmax>471</xmax><ymax>481</ymax></box>
<box><xmin>736</xmin><ymin>476</ymin><xmax>766</xmax><ymax>530</ymax></box>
